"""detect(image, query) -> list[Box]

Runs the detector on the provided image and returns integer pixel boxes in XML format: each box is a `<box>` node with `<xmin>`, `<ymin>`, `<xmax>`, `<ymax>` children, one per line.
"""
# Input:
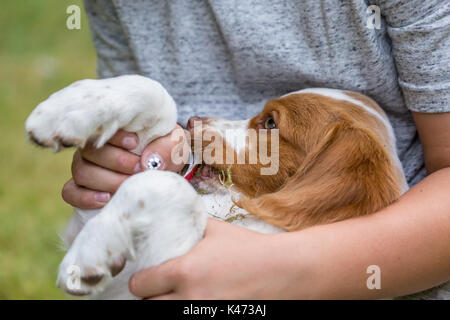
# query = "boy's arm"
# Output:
<box><xmin>129</xmin><ymin>112</ymin><xmax>450</xmax><ymax>299</ymax></box>
<box><xmin>279</xmin><ymin>112</ymin><xmax>450</xmax><ymax>299</ymax></box>
<box><xmin>293</xmin><ymin>112</ymin><xmax>450</xmax><ymax>299</ymax></box>
<box><xmin>281</xmin><ymin>144</ymin><xmax>450</xmax><ymax>298</ymax></box>
<box><xmin>129</xmin><ymin>167</ymin><xmax>450</xmax><ymax>299</ymax></box>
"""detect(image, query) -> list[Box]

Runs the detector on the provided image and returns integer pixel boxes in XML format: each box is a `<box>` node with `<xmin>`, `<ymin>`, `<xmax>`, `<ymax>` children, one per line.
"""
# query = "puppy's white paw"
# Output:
<box><xmin>56</xmin><ymin>217</ymin><xmax>133</xmax><ymax>297</ymax></box>
<box><xmin>25</xmin><ymin>75</ymin><xmax>177</xmax><ymax>153</ymax></box>
<box><xmin>56</xmin><ymin>170</ymin><xmax>207</xmax><ymax>298</ymax></box>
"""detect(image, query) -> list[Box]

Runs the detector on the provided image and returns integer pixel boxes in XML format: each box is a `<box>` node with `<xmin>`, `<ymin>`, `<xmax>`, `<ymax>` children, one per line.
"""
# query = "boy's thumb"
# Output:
<box><xmin>140</xmin><ymin>125</ymin><xmax>189</xmax><ymax>173</ymax></box>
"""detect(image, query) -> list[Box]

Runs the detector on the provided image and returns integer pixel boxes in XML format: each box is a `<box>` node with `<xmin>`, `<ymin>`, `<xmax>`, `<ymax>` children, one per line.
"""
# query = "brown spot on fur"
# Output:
<box><xmin>28</xmin><ymin>132</ymin><xmax>45</xmax><ymax>147</ymax></box>
<box><xmin>138</xmin><ymin>200</ymin><xmax>145</xmax><ymax>209</ymax></box>
<box><xmin>53</xmin><ymin>135</ymin><xmax>83</xmax><ymax>148</ymax></box>
<box><xmin>81</xmin><ymin>268</ymin><xmax>104</xmax><ymax>285</ymax></box>
<box><xmin>110</xmin><ymin>257</ymin><xmax>126</xmax><ymax>277</ymax></box>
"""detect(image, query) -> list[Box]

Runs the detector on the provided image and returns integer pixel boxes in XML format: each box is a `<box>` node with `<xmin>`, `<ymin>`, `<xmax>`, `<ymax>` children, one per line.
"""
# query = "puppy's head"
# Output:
<box><xmin>187</xmin><ymin>91</ymin><xmax>406</xmax><ymax>230</ymax></box>
<box><xmin>185</xmin><ymin>99</ymin><xmax>304</xmax><ymax>198</ymax></box>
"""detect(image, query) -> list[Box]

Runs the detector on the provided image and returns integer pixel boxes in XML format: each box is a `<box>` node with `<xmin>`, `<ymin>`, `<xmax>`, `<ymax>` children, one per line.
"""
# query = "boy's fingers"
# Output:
<box><xmin>61</xmin><ymin>179</ymin><xmax>110</xmax><ymax>209</ymax></box>
<box><xmin>72</xmin><ymin>151</ymin><xmax>129</xmax><ymax>193</ymax></box>
<box><xmin>108</xmin><ymin>130</ymin><xmax>139</xmax><ymax>150</ymax></box>
<box><xmin>80</xmin><ymin>144</ymin><xmax>141</xmax><ymax>174</ymax></box>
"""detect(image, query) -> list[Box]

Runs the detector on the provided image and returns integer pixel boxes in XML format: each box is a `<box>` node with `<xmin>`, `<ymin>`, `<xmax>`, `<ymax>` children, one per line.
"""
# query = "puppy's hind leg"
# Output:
<box><xmin>56</xmin><ymin>170</ymin><xmax>206</xmax><ymax>298</ymax></box>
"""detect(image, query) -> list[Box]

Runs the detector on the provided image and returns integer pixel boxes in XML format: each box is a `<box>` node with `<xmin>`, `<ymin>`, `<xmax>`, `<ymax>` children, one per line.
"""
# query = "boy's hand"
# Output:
<box><xmin>61</xmin><ymin>126</ymin><xmax>186</xmax><ymax>209</ymax></box>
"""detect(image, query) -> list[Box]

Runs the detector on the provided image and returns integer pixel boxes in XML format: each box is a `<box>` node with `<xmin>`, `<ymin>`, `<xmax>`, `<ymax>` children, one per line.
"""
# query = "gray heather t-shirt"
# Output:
<box><xmin>83</xmin><ymin>0</ymin><xmax>449</xmax><ymax>299</ymax></box>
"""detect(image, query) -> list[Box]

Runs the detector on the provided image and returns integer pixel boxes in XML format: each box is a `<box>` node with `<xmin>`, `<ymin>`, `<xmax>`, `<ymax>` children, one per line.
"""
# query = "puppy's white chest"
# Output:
<box><xmin>200</xmin><ymin>188</ymin><xmax>247</xmax><ymax>220</ymax></box>
<box><xmin>199</xmin><ymin>188</ymin><xmax>284</xmax><ymax>234</ymax></box>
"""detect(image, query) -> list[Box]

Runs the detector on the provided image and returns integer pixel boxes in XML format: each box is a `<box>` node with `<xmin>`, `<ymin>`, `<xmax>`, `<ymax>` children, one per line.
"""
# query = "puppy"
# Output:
<box><xmin>25</xmin><ymin>75</ymin><xmax>407</xmax><ymax>299</ymax></box>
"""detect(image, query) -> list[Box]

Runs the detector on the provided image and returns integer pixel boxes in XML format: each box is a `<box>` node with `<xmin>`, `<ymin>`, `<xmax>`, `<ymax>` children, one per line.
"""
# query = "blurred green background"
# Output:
<box><xmin>0</xmin><ymin>1</ymin><xmax>96</xmax><ymax>299</ymax></box>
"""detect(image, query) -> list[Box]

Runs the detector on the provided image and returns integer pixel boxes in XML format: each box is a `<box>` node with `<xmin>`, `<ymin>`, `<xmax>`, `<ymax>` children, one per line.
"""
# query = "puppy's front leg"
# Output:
<box><xmin>25</xmin><ymin>75</ymin><xmax>177</xmax><ymax>154</ymax></box>
<box><xmin>25</xmin><ymin>75</ymin><xmax>179</xmax><ymax>247</ymax></box>
<box><xmin>60</xmin><ymin>209</ymin><xmax>100</xmax><ymax>249</ymax></box>
<box><xmin>56</xmin><ymin>170</ymin><xmax>207</xmax><ymax>298</ymax></box>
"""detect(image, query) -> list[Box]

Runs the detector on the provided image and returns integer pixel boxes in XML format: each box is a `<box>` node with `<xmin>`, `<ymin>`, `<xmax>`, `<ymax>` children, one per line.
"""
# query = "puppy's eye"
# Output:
<box><xmin>264</xmin><ymin>117</ymin><xmax>276</xmax><ymax>129</ymax></box>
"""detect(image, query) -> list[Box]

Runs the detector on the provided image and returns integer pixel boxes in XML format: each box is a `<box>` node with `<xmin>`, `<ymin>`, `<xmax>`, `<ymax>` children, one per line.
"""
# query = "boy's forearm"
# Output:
<box><xmin>273</xmin><ymin>168</ymin><xmax>450</xmax><ymax>299</ymax></box>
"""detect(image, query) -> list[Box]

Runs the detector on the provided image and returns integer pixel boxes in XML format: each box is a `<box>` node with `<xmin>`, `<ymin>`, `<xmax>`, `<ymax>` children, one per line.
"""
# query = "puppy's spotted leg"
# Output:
<box><xmin>25</xmin><ymin>74</ymin><xmax>177</xmax><ymax>154</ymax></box>
<box><xmin>56</xmin><ymin>170</ymin><xmax>207</xmax><ymax>298</ymax></box>
<box><xmin>25</xmin><ymin>75</ymin><xmax>179</xmax><ymax>246</ymax></box>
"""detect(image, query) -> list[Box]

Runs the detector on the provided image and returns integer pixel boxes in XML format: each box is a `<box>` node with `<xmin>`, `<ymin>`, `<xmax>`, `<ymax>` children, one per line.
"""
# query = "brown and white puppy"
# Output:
<box><xmin>187</xmin><ymin>88</ymin><xmax>408</xmax><ymax>231</ymax></box>
<box><xmin>25</xmin><ymin>75</ymin><xmax>408</xmax><ymax>298</ymax></box>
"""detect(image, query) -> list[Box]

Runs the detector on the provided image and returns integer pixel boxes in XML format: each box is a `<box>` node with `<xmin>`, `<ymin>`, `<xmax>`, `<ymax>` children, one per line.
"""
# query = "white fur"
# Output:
<box><xmin>26</xmin><ymin>75</ymin><xmax>279</xmax><ymax>299</ymax></box>
<box><xmin>25</xmin><ymin>75</ymin><xmax>193</xmax><ymax>299</ymax></box>
<box><xmin>57</xmin><ymin>170</ymin><xmax>206</xmax><ymax>299</ymax></box>
<box><xmin>203</xmin><ymin>119</ymin><xmax>250</xmax><ymax>154</ymax></box>
<box><xmin>283</xmin><ymin>88</ymin><xmax>392</xmax><ymax>133</ymax></box>
<box><xmin>25</xmin><ymin>75</ymin><xmax>177</xmax><ymax>154</ymax></box>
<box><xmin>193</xmin><ymin>180</ymin><xmax>283</xmax><ymax>234</ymax></box>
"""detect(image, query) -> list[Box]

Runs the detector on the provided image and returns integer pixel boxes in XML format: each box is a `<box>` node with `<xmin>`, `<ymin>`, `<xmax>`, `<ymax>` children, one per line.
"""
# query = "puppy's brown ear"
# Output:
<box><xmin>238</xmin><ymin>121</ymin><xmax>404</xmax><ymax>231</ymax></box>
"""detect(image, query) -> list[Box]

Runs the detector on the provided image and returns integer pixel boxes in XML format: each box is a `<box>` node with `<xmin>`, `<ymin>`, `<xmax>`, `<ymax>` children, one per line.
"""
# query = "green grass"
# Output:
<box><xmin>0</xmin><ymin>1</ymin><xmax>96</xmax><ymax>299</ymax></box>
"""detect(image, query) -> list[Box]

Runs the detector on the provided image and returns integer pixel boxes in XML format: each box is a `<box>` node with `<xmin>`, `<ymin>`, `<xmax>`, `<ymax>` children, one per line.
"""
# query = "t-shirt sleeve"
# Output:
<box><xmin>83</xmin><ymin>0</ymin><xmax>139</xmax><ymax>78</ymax></box>
<box><xmin>373</xmin><ymin>0</ymin><xmax>450</xmax><ymax>113</ymax></box>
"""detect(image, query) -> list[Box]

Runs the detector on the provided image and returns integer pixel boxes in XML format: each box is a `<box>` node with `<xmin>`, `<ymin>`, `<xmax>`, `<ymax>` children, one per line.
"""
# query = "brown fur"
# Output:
<box><xmin>193</xmin><ymin>92</ymin><xmax>406</xmax><ymax>231</ymax></box>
